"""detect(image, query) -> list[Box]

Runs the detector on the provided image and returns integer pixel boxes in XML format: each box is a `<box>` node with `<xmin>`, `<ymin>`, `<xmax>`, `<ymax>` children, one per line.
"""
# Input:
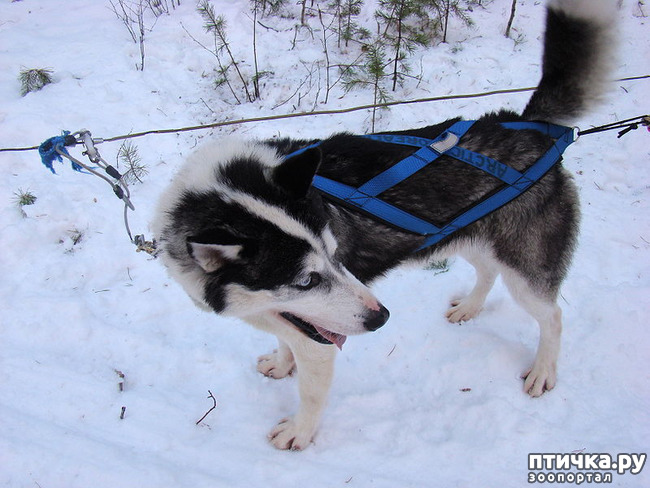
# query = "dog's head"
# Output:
<box><xmin>153</xmin><ymin>138</ymin><xmax>389</xmax><ymax>349</ymax></box>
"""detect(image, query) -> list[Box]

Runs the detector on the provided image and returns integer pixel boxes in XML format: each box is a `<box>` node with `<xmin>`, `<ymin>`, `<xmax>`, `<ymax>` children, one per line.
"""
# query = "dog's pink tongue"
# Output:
<box><xmin>314</xmin><ymin>325</ymin><xmax>347</xmax><ymax>350</ymax></box>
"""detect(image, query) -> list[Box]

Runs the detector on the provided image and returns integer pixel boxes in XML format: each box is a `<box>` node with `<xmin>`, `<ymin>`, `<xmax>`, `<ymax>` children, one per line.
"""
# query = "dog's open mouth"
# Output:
<box><xmin>280</xmin><ymin>312</ymin><xmax>347</xmax><ymax>350</ymax></box>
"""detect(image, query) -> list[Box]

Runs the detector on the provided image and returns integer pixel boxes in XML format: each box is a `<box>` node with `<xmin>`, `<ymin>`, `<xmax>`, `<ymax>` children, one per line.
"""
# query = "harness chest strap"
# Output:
<box><xmin>299</xmin><ymin>121</ymin><xmax>576</xmax><ymax>252</ymax></box>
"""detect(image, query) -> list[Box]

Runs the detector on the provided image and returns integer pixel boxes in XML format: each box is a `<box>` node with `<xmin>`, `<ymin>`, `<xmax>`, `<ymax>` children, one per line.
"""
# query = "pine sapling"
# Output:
<box><xmin>328</xmin><ymin>0</ymin><xmax>369</xmax><ymax>48</ymax></box>
<box><xmin>198</xmin><ymin>0</ymin><xmax>255</xmax><ymax>102</ymax></box>
<box><xmin>19</xmin><ymin>68</ymin><xmax>54</xmax><ymax>96</ymax></box>
<box><xmin>343</xmin><ymin>41</ymin><xmax>391</xmax><ymax>131</ymax></box>
<box><xmin>375</xmin><ymin>1</ymin><xmax>476</xmax><ymax>87</ymax></box>
<box><xmin>254</xmin><ymin>0</ymin><xmax>287</xmax><ymax>17</ymax></box>
<box><xmin>249</xmin><ymin>0</ymin><xmax>283</xmax><ymax>99</ymax></box>
<box><xmin>375</xmin><ymin>0</ymin><xmax>432</xmax><ymax>91</ymax></box>
<box><xmin>440</xmin><ymin>0</ymin><xmax>475</xmax><ymax>44</ymax></box>
<box><xmin>13</xmin><ymin>188</ymin><xmax>37</xmax><ymax>217</ymax></box>
<box><xmin>117</xmin><ymin>140</ymin><xmax>148</xmax><ymax>184</ymax></box>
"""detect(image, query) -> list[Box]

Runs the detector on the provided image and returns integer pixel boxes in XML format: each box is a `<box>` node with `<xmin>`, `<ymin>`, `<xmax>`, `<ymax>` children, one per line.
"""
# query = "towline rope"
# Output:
<box><xmin>0</xmin><ymin>76</ymin><xmax>646</xmax><ymax>255</ymax></box>
<box><xmin>0</xmin><ymin>74</ymin><xmax>647</xmax><ymax>154</ymax></box>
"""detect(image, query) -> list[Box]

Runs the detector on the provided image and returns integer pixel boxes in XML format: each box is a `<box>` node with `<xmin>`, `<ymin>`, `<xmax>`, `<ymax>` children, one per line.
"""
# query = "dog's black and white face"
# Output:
<box><xmin>153</xmin><ymin>138</ymin><xmax>389</xmax><ymax>349</ymax></box>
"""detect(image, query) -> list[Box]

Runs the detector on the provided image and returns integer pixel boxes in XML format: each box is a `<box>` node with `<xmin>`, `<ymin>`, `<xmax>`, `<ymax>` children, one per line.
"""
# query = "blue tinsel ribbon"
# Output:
<box><xmin>38</xmin><ymin>131</ymin><xmax>83</xmax><ymax>173</ymax></box>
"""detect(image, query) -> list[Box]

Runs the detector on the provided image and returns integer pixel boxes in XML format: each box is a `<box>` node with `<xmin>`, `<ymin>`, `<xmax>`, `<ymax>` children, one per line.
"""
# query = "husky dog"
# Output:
<box><xmin>153</xmin><ymin>0</ymin><xmax>615</xmax><ymax>450</ymax></box>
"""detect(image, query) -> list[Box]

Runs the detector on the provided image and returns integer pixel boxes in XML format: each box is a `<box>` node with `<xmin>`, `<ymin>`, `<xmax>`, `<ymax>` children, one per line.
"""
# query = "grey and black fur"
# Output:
<box><xmin>153</xmin><ymin>0</ymin><xmax>616</xmax><ymax>450</ymax></box>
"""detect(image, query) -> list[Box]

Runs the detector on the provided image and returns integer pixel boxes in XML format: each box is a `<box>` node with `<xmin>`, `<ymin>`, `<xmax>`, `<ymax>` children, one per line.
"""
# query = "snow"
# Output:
<box><xmin>0</xmin><ymin>1</ymin><xmax>649</xmax><ymax>487</ymax></box>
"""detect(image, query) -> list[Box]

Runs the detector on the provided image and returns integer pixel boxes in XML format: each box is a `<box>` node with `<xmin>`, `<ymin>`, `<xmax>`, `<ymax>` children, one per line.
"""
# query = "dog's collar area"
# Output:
<box><xmin>287</xmin><ymin>121</ymin><xmax>575</xmax><ymax>253</ymax></box>
<box><xmin>280</xmin><ymin>312</ymin><xmax>346</xmax><ymax>350</ymax></box>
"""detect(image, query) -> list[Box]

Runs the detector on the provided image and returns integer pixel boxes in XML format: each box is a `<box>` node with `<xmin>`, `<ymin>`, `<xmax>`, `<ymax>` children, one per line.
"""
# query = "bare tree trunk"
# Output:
<box><xmin>137</xmin><ymin>0</ymin><xmax>146</xmax><ymax>71</ymax></box>
<box><xmin>372</xmin><ymin>82</ymin><xmax>378</xmax><ymax>132</ymax></box>
<box><xmin>215</xmin><ymin>26</ymin><xmax>254</xmax><ymax>102</ymax></box>
<box><xmin>300</xmin><ymin>0</ymin><xmax>307</xmax><ymax>25</ymax></box>
<box><xmin>442</xmin><ymin>0</ymin><xmax>450</xmax><ymax>43</ymax></box>
<box><xmin>318</xmin><ymin>8</ymin><xmax>332</xmax><ymax>103</ymax></box>
<box><xmin>505</xmin><ymin>0</ymin><xmax>517</xmax><ymax>38</ymax></box>
<box><xmin>391</xmin><ymin>2</ymin><xmax>404</xmax><ymax>91</ymax></box>
<box><xmin>252</xmin><ymin>6</ymin><xmax>261</xmax><ymax>99</ymax></box>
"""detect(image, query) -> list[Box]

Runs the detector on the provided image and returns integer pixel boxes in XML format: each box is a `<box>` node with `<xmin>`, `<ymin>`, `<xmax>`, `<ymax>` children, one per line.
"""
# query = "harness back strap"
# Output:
<box><xmin>304</xmin><ymin>121</ymin><xmax>575</xmax><ymax>252</ymax></box>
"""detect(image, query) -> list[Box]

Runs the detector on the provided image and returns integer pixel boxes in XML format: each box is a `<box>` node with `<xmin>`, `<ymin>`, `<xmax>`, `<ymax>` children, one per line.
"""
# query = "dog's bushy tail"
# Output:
<box><xmin>522</xmin><ymin>0</ymin><xmax>617</xmax><ymax>124</ymax></box>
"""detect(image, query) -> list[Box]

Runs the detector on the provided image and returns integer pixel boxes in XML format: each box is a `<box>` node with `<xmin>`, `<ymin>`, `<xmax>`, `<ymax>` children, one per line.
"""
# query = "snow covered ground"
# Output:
<box><xmin>0</xmin><ymin>1</ymin><xmax>648</xmax><ymax>486</ymax></box>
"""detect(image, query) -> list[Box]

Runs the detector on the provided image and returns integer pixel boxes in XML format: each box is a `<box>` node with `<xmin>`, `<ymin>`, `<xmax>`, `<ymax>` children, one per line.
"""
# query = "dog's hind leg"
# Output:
<box><xmin>268</xmin><ymin>337</ymin><xmax>337</xmax><ymax>450</ymax></box>
<box><xmin>257</xmin><ymin>339</ymin><xmax>295</xmax><ymax>379</ymax></box>
<box><xmin>501</xmin><ymin>269</ymin><xmax>562</xmax><ymax>397</ymax></box>
<box><xmin>446</xmin><ymin>247</ymin><xmax>499</xmax><ymax>323</ymax></box>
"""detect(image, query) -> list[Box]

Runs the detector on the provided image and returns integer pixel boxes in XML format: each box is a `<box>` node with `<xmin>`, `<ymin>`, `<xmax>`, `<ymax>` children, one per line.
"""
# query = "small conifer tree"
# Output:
<box><xmin>19</xmin><ymin>68</ymin><xmax>53</xmax><ymax>96</ymax></box>
<box><xmin>343</xmin><ymin>41</ymin><xmax>391</xmax><ymax>131</ymax></box>
<box><xmin>328</xmin><ymin>0</ymin><xmax>370</xmax><ymax>48</ymax></box>
<box><xmin>254</xmin><ymin>0</ymin><xmax>286</xmax><ymax>16</ymax></box>
<box><xmin>375</xmin><ymin>0</ymin><xmax>434</xmax><ymax>91</ymax></box>
<box><xmin>375</xmin><ymin>0</ymin><xmax>476</xmax><ymax>89</ymax></box>
<box><xmin>198</xmin><ymin>0</ymin><xmax>255</xmax><ymax>103</ymax></box>
<box><xmin>439</xmin><ymin>0</ymin><xmax>475</xmax><ymax>43</ymax></box>
<box><xmin>13</xmin><ymin>188</ymin><xmax>37</xmax><ymax>217</ymax></box>
<box><xmin>117</xmin><ymin>141</ymin><xmax>148</xmax><ymax>184</ymax></box>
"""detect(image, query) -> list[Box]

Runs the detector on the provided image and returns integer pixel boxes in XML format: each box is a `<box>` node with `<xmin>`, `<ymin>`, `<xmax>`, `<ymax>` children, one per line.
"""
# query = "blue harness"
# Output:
<box><xmin>288</xmin><ymin>121</ymin><xmax>576</xmax><ymax>252</ymax></box>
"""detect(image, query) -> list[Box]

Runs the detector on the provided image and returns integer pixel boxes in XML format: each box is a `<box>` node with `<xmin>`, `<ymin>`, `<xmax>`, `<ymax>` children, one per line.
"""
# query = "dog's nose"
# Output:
<box><xmin>363</xmin><ymin>304</ymin><xmax>390</xmax><ymax>331</ymax></box>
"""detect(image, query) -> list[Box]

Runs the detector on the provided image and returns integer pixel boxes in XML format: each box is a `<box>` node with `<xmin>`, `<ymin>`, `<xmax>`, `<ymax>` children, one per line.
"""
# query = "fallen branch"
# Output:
<box><xmin>195</xmin><ymin>390</ymin><xmax>218</xmax><ymax>425</ymax></box>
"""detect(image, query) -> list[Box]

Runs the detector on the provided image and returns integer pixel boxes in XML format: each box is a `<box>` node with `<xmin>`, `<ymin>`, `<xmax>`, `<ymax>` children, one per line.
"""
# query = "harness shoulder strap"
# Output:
<box><xmin>415</xmin><ymin>123</ymin><xmax>575</xmax><ymax>251</ymax></box>
<box><xmin>312</xmin><ymin>175</ymin><xmax>442</xmax><ymax>235</ymax></box>
<box><xmin>312</xmin><ymin>121</ymin><xmax>476</xmax><ymax>234</ymax></box>
<box><xmin>356</xmin><ymin>121</ymin><xmax>475</xmax><ymax>197</ymax></box>
<box><xmin>289</xmin><ymin>121</ymin><xmax>575</xmax><ymax>253</ymax></box>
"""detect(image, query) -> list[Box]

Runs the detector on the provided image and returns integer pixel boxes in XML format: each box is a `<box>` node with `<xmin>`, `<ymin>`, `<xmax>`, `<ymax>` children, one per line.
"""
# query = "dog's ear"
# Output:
<box><xmin>272</xmin><ymin>146</ymin><xmax>321</xmax><ymax>199</ymax></box>
<box><xmin>187</xmin><ymin>229</ymin><xmax>245</xmax><ymax>273</ymax></box>
<box><xmin>187</xmin><ymin>241</ymin><xmax>242</xmax><ymax>273</ymax></box>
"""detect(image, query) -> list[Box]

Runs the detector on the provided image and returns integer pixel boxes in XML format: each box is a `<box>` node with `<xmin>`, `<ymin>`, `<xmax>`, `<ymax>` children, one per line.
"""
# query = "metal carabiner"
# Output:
<box><xmin>76</xmin><ymin>129</ymin><xmax>102</xmax><ymax>163</ymax></box>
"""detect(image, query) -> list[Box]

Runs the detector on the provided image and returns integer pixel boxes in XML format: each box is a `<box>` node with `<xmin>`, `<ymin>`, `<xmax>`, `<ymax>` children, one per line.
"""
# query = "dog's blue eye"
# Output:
<box><xmin>295</xmin><ymin>272</ymin><xmax>322</xmax><ymax>290</ymax></box>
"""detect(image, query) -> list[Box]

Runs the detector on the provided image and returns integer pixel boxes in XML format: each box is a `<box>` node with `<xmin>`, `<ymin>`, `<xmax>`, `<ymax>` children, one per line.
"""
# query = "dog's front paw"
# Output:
<box><xmin>445</xmin><ymin>297</ymin><xmax>483</xmax><ymax>323</ymax></box>
<box><xmin>257</xmin><ymin>350</ymin><xmax>295</xmax><ymax>379</ymax></box>
<box><xmin>522</xmin><ymin>362</ymin><xmax>557</xmax><ymax>397</ymax></box>
<box><xmin>268</xmin><ymin>417</ymin><xmax>314</xmax><ymax>451</ymax></box>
